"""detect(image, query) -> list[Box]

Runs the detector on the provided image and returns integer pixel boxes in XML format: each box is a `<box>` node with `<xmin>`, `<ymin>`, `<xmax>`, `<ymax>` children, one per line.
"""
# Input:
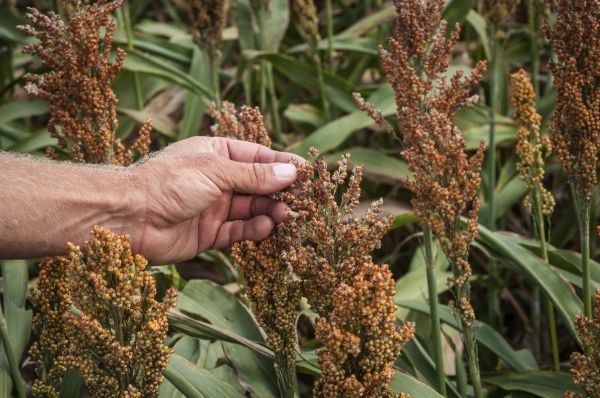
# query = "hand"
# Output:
<box><xmin>129</xmin><ymin>136</ymin><xmax>300</xmax><ymax>264</ymax></box>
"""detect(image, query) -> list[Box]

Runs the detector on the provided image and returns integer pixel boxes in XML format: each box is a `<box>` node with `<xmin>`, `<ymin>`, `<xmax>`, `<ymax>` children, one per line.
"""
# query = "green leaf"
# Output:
<box><xmin>339</xmin><ymin>5</ymin><xmax>396</xmax><ymax>37</ymax></box>
<box><xmin>466</xmin><ymin>10</ymin><xmax>491</xmax><ymax>60</ymax></box>
<box><xmin>246</xmin><ymin>52</ymin><xmax>357</xmax><ymax>112</ymax></box>
<box><xmin>401</xmin><ymin>339</ymin><xmax>462</xmax><ymax>398</ymax></box>
<box><xmin>398</xmin><ymin>300</ymin><xmax>538</xmax><ymax>371</ymax></box>
<box><xmin>293</xmin><ymin>84</ymin><xmax>395</xmax><ymax>155</ymax></box>
<box><xmin>391</xmin><ymin>213</ymin><xmax>420</xmax><ymax>229</ymax></box>
<box><xmin>163</xmin><ymin>353</ymin><xmax>245</xmax><ymax>398</ymax></box>
<box><xmin>123</xmin><ymin>49</ymin><xmax>213</xmax><ymax>100</ymax></box>
<box><xmin>443</xmin><ymin>0</ymin><xmax>475</xmax><ymax>28</ymax></box>
<box><xmin>484</xmin><ymin>371</ymin><xmax>582</xmax><ymax>397</ymax></box>
<box><xmin>179</xmin><ymin>46</ymin><xmax>210</xmax><ymax>140</ymax></box>
<box><xmin>7</xmin><ymin>130</ymin><xmax>57</xmax><ymax>153</ymax></box>
<box><xmin>476</xmin><ymin>227</ymin><xmax>583</xmax><ymax>343</ymax></box>
<box><xmin>0</xmin><ymin>261</ymin><xmax>33</xmax><ymax>397</ymax></box>
<box><xmin>176</xmin><ymin>280</ymin><xmax>279</xmax><ymax>398</ymax></box>
<box><xmin>288</xmin><ymin>37</ymin><xmax>379</xmax><ymax>56</ymax></box>
<box><xmin>326</xmin><ymin>147</ymin><xmax>410</xmax><ymax>181</ymax></box>
<box><xmin>391</xmin><ymin>371</ymin><xmax>445</xmax><ymax>398</ymax></box>
<box><xmin>283</xmin><ymin>104</ymin><xmax>325</xmax><ymax>128</ymax></box>
<box><xmin>0</xmin><ymin>99</ymin><xmax>48</xmax><ymax>125</ymax></box>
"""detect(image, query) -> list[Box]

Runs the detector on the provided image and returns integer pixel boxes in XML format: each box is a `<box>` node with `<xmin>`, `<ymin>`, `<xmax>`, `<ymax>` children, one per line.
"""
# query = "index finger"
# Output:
<box><xmin>215</xmin><ymin>137</ymin><xmax>306</xmax><ymax>165</ymax></box>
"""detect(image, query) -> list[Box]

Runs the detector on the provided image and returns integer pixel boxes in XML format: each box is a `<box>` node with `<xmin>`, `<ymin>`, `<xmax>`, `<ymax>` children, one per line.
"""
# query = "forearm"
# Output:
<box><xmin>0</xmin><ymin>152</ymin><xmax>142</xmax><ymax>260</ymax></box>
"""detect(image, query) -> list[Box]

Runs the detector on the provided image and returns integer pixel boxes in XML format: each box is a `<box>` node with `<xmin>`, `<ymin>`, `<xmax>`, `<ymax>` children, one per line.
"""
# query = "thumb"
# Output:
<box><xmin>211</xmin><ymin>159</ymin><xmax>297</xmax><ymax>195</ymax></box>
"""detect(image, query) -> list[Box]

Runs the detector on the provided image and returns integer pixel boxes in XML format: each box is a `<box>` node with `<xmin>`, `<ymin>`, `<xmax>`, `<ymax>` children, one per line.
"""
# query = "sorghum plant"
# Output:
<box><xmin>30</xmin><ymin>227</ymin><xmax>176</xmax><ymax>398</ymax></box>
<box><xmin>281</xmin><ymin>148</ymin><xmax>415</xmax><ymax>398</ymax></box>
<box><xmin>565</xmin><ymin>289</ymin><xmax>600</xmax><ymax>398</ymax></box>
<box><xmin>545</xmin><ymin>0</ymin><xmax>600</xmax><ymax>319</ymax></box>
<box><xmin>211</xmin><ymin>103</ymin><xmax>414</xmax><ymax>397</ymax></box>
<box><xmin>511</xmin><ymin>69</ymin><xmax>559</xmax><ymax>370</ymax></box>
<box><xmin>211</xmin><ymin>102</ymin><xmax>299</xmax><ymax>397</ymax></box>
<box><xmin>357</xmin><ymin>0</ymin><xmax>487</xmax><ymax>396</ymax></box>
<box><xmin>18</xmin><ymin>0</ymin><xmax>151</xmax><ymax>165</ymax></box>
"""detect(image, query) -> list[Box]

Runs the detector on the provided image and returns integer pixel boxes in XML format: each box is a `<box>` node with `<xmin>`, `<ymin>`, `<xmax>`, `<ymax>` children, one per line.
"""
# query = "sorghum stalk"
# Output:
<box><xmin>210</xmin><ymin>104</ymin><xmax>298</xmax><ymax>397</ymax></box>
<box><xmin>510</xmin><ymin>69</ymin><xmax>560</xmax><ymax>370</ymax></box>
<box><xmin>0</xmin><ymin>306</ymin><xmax>26</xmax><ymax>398</ymax></box>
<box><xmin>424</xmin><ymin>228</ymin><xmax>447</xmax><ymax>395</ymax></box>
<box><xmin>356</xmin><ymin>1</ymin><xmax>487</xmax><ymax>396</ymax></box>
<box><xmin>545</xmin><ymin>0</ymin><xmax>600</xmax><ymax>320</ymax></box>
<box><xmin>534</xmin><ymin>188</ymin><xmax>560</xmax><ymax>371</ymax></box>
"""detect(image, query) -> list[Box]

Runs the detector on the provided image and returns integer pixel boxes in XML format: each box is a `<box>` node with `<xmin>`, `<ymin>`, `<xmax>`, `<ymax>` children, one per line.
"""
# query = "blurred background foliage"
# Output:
<box><xmin>0</xmin><ymin>0</ymin><xmax>598</xmax><ymax>397</ymax></box>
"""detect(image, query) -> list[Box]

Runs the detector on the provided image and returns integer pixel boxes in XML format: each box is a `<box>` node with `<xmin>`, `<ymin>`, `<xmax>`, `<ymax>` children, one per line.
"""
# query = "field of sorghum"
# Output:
<box><xmin>0</xmin><ymin>0</ymin><xmax>599</xmax><ymax>397</ymax></box>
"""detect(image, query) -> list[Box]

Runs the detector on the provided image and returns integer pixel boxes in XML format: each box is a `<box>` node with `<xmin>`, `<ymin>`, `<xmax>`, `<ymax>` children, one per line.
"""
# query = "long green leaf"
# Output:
<box><xmin>293</xmin><ymin>84</ymin><xmax>396</xmax><ymax>155</ymax></box>
<box><xmin>484</xmin><ymin>371</ymin><xmax>581</xmax><ymax>397</ymax></box>
<box><xmin>123</xmin><ymin>49</ymin><xmax>213</xmax><ymax>99</ymax></box>
<box><xmin>164</xmin><ymin>353</ymin><xmax>245</xmax><ymax>398</ymax></box>
<box><xmin>398</xmin><ymin>300</ymin><xmax>538</xmax><ymax>371</ymax></box>
<box><xmin>391</xmin><ymin>371</ymin><xmax>445</xmax><ymax>398</ymax></box>
<box><xmin>177</xmin><ymin>280</ymin><xmax>279</xmax><ymax>398</ymax></box>
<box><xmin>476</xmin><ymin>227</ymin><xmax>583</xmax><ymax>343</ymax></box>
<box><xmin>0</xmin><ymin>99</ymin><xmax>48</xmax><ymax>124</ymax></box>
<box><xmin>0</xmin><ymin>261</ymin><xmax>33</xmax><ymax>397</ymax></box>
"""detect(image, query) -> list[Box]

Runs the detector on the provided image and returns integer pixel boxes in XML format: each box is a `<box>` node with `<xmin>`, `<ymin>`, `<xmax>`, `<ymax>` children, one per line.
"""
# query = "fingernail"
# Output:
<box><xmin>273</xmin><ymin>163</ymin><xmax>297</xmax><ymax>179</ymax></box>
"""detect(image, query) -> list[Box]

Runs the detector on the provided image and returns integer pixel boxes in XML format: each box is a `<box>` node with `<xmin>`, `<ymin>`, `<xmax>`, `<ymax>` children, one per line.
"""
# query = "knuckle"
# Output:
<box><xmin>252</xmin><ymin>163</ymin><xmax>268</xmax><ymax>186</ymax></box>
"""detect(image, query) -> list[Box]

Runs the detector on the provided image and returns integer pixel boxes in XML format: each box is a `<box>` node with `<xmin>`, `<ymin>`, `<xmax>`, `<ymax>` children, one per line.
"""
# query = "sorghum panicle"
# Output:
<box><xmin>280</xmin><ymin>149</ymin><xmax>415</xmax><ymax>398</ymax></box>
<box><xmin>209</xmin><ymin>101</ymin><xmax>272</xmax><ymax>147</ymax></box>
<box><xmin>510</xmin><ymin>69</ymin><xmax>555</xmax><ymax>215</ymax></box>
<box><xmin>29</xmin><ymin>257</ymin><xmax>72</xmax><ymax>398</ymax></box>
<box><xmin>18</xmin><ymin>0</ymin><xmax>151</xmax><ymax>165</ymax></box>
<box><xmin>545</xmin><ymin>0</ymin><xmax>600</xmax><ymax>206</ymax></box>
<box><xmin>485</xmin><ymin>0</ymin><xmax>520</xmax><ymax>32</ymax></box>
<box><xmin>212</xmin><ymin>103</ymin><xmax>413</xmax><ymax>397</ymax></box>
<box><xmin>211</xmin><ymin>103</ymin><xmax>298</xmax><ymax>390</ymax></box>
<box><xmin>30</xmin><ymin>228</ymin><xmax>176</xmax><ymax>398</ymax></box>
<box><xmin>565</xmin><ymin>289</ymin><xmax>600</xmax><ymax>398</ymax></box>
<box><xmin>292</xmin><ymin>0</ymin><xmax>321</xmax><ymax>61</ymax></box>
<box><xmin>362</xmin><ymin>0</ymin><xmax>486</xmax><ymax>328</ymax></box>
<box><xmin>64</xmin><ymin>227</ymin><xmax>176</xmax><ymax>398</ymax></box>
<box><xmin>184</xmin><ymin>0</ymin><xmax>228</xmax><ymax>49</ymax></box>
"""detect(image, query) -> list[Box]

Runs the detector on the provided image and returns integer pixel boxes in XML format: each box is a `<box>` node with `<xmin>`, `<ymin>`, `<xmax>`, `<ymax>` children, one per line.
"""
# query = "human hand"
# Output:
<box><xmin>129</xmin><ymin>136</ymin><xmax>301</xmax><ymax>264</ymax></box>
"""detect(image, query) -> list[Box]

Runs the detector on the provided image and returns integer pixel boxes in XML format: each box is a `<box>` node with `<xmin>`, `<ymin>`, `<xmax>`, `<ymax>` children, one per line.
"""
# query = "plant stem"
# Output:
<box><xmin>0</xmin><ymin>306</ymin><xmax>26</xmax><ymax>398</ymax></box>
<box><xmin>274</xmin><ymin>354</ymin><xmax>299</xmax><ymax>398</ymax></box>
<box><xmin>266</xmin><ymin>62</ymin><xmax>283</xmax><ymax>143</ymax></box>
<box><xmin>455</xmin><ymin>348</ymin><xmax>468</xmax><ymax>397</ymax></box>
<box><xmin>580</xmin><ymin>208</ymin><xmax>592</xmax><ymax>319</ymax></box>
<box><xmin>463</xmin><ymin>317</ymin><xmax>483</xmax><ymax>398</ymax></box>
<box><xmin>533</xmin><ymin>187</ymin><xmax>560</xmax><ymax>371</ymax></box>
<box><xmin>325</xmin><ymin>0</ymin><xmax>334</xmax><ymax>72</ymax></box>
<box><xmin>423</xmin><ymin>228</ymin><xmax>447</xmax><ymax>396</ymax></box>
